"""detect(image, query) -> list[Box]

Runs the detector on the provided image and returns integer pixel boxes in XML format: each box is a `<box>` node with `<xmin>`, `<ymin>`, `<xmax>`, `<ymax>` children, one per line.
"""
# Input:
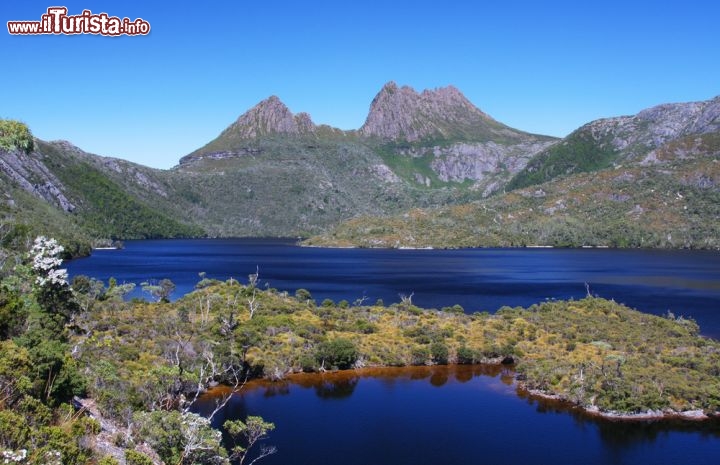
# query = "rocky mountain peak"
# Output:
<box><xmin>381</xmin><ymin>81</ymin><xmax>399</xmax><ymax>92</ymax></box>
<box><xmin>359</xmin><ymin>82</ymin><xmax>498</xmax><ymax>142</ymax></box>
<box><xmin>226</xmin><ymin>95</ymin><xmax>316</xmax><ymax>139</ymax></box>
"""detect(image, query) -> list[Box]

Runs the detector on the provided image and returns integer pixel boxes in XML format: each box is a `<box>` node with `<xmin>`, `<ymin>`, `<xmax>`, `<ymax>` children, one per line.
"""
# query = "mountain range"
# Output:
<box><xmin>1</xmin><ymin>82</ymin><xmax>718</xmax><ymax>260</ymax></box>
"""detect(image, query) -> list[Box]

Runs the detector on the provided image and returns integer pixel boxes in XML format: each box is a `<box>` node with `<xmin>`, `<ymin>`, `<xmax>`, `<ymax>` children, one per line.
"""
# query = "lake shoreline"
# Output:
<box><xmin>200</xmin><ymin>363</ymin><xmax>720</xmax><ymax>424</ymax></box>
<box><xmin>517</xmin><ymin>384</ymin><xmax>719</xmax><ymax>422</ymax></box>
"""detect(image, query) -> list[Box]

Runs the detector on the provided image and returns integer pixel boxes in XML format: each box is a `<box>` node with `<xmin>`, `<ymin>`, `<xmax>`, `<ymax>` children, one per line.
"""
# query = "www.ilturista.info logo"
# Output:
<box><xmin>7</xmin><ymin>7</ymin><xmax>150</xmax><ymax>36</ymax></box>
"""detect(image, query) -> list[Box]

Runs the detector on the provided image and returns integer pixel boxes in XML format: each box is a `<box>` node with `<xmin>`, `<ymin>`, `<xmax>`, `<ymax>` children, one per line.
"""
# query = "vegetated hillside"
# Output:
<box><xmin>174</xmin><ymin>135</ymin><xmax>470</xmax><ymax>237</ymax></box>
<box><xmin>36</xmin><ymin>140</ymin><xmax>203</xmax><ymax>240</ymax></box>
<box><xmin>0</xmin><ymin>130</ymin><xmax>204</xmax><ymax>264</ymax></box>
<box><xmin>0</xmin><ymin>176</ymin><xmax>92</xmax><ymax>261</ymax></box>
<box><xmin>508</xmin><ymin>95</ymin><xmax>720</xmax><ymax>190</ymax></box>
<box><xmin>305</xmin><ymin>132</ymin><xmax>720</xmax><ymax>249</ymax></box>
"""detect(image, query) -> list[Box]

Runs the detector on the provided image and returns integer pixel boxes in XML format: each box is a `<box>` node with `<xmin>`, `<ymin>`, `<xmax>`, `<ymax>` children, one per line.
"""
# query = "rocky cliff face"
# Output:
<box><xmin>359</xmin><ymin>82</ymin><xmax>501</xmax><ymax>141</ymax></box>
<box><xmin>356</xmin><ymin>82</ymin><xmax>557</xmax><ymax>193</ymax></box>
<box><xmin>0</xmin><ymin>146</ymin><xmax>75</xmax><ymax>212</ymax></box>
<box><xmin>427</xmin><ymin>140</ymin><xmax>554</xmax><ymax>195</ymax></box>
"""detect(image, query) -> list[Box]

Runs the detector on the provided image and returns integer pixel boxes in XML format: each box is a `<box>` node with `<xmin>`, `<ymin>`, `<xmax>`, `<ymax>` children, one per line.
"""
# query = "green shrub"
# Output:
<box><xmin>299</xmin><ymin>353</ymin><xmax>318</xmax><ymax>372</ymax></box>
<box><xmin>456</xmin><ymin>346</ymin><xmax>477</xmax><ymax>364</ymax></box>
<box><xmin>316</xmin><ymin>338</ymin><xmax>358</xmax><ymax>369</ymax></box>
<box><xmin>125</xmin><ymin>450</ymin><xmax>154</xmax><ymax>465</ymax></box>
<box><xmin>430</xmin><ymin>341</ymin><xmax>449</xmax><ymax>364</ymax></box>
<box><xmin>411</xmin><ymin>346</ymin><xmax>430</xmax><ymax>365</ymax></box>
<box><xmin>98</xmin><ymin>456</ymin><xmax>121</xmax><ymax>465</ymax></box>
<box><xmin>441</xmin><ymin>304</ymin><xmax>465</xmax><ymax>314</ymax></box>
<box><xmin>0</xmin><ymin>119</ymin><xmax>34</xmax><ymax>153</ymax></box>
<box><xmin>354</xmin><ymin>319</ymin><xmax>377</xmax><ymax>334</ymax></box>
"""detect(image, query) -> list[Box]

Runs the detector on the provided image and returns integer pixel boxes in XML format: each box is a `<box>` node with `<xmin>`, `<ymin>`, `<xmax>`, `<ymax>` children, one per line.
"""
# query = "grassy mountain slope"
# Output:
<box><xmin>0</xmin><ymin>137</ymin><xmax>205</xmax><ymax>264</ymax></box>
<box><xmin>173</xmin><ymin>135</ymin><xmax>479</xmax><ymax>236</ymax></box>
<box><xmin>505</xmin><ymin>127</ymin><xmax>620</xmax><ymax>190</ymax></box>
<box><xmin>305</xmin><ymin>133</ymin><xmax>720</xmax><ymax>249</ymax></box>
<box><xmin>36</xmin><ymin>141</ymin><xmax>203</xmax><ymax>240</ymax></box>
<box><xmin>508</xmin><ymin>96</ymin><xmax>720</xmax><ymax>191</ymax></box>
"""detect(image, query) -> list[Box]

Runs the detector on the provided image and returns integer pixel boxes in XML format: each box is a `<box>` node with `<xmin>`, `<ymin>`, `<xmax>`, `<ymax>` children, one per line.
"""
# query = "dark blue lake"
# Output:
<box><xmin>67</xmin><ymin>239</ymin><xmax>720</xmax><ymax>464</ymax></box>
<box><xmin>67</xmin><ymin>238</ymin><xmax>720</xmax><ymax>337</ymax></box>
<box><xmin>194</xmin><ymin>366</ymin><xmax>720</xmax><ymax>465</ymax></box>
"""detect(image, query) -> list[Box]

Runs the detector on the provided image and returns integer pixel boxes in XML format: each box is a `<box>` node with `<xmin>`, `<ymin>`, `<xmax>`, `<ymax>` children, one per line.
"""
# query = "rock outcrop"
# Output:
<box><xmin>359</xmin><ymin>82</ymin><xmax>502</xmax><ymax>142</ymax></box>
<box><xmin>580</xmin><ymin>95</ymin><xmax>720</xmax><ymax>161</ymax></box>
<box><xmin>224</xmin><ymin>96</ymin><xmax>316</xmax><ymax>140</ymax></box>
<box><xmin>0</xmin><ymin>146</ymin><xmax>75</xmax><ymax>212</ymax></box>
<box><xmin>509</xmin><ymin>95</ymin><xmax>720</xmax><ymax>190</ymax></box>
<box><xmin>356</xmin><ymin>81</ymin><xmax>557</xmax><ymax>193</ymax></box>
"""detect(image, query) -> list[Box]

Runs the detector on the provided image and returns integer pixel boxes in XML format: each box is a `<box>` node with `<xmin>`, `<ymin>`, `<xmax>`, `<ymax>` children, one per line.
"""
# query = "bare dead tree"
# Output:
<box><xmin>353</xmin><ymin>293</ymin><xmax>368</xmax><ymax>307</ymax></box>
<box><xmin>399</xmin><ymin>292</ymin><xmax>414</xmax><ymax>306</ymax></box>
<box><xmin>247</xmin><ymin>266</ymin><xmax>260</xmax><ymax>319</ymax></box>
<box><xmin>195</xmin><ymin>292</ymin><xmax>220</xmax><ymax>328</ymax></box>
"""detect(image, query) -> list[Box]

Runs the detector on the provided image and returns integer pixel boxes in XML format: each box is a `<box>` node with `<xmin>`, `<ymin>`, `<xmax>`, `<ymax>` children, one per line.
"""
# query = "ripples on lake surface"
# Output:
<box><xmin>67</xmin><ymin>238</ymin><xmax>720</xmax><ymax>338</ymax></box>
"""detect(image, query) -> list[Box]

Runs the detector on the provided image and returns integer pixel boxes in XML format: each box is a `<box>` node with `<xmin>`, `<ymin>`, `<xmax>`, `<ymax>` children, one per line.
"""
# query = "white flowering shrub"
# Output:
<box><xmin>1</xmin><ymin>449</ymin><xmax>27</xmax><ymax>464</ymax></box>
<box><xmin>29</xmin><ymin>236</ymin><xmax>68</xmax><ymax>287</ymax></box>
<box><xmin>181</xmin><ymin>411</ymin><xmax>223</xmax><ymax>452</ymax></box>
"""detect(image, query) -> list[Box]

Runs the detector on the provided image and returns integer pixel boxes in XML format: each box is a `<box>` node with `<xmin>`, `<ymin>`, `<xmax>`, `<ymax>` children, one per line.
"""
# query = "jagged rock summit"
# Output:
<box><xmin>181</xmin><ymin>82</ymin><xmax>558</xmax><ymax>195</ymax></box>
<box><xmin>359</xmin><ymin>81</ymin><xmax>515</xmax><ymax>142</ymax></box>
<box><xmin>226</xmin><ymin>95</ymin><xmax>316</xmax><ymax>139</ymax></box>
<box><xmin>180</xmin><ymin>95</ymin><xmax>321</xmax><ymax>163</ymax></box>
<box><xmin>185</xmin><ymin>81</ymin><xmax>551</xmax><ymax>163</ymax></box>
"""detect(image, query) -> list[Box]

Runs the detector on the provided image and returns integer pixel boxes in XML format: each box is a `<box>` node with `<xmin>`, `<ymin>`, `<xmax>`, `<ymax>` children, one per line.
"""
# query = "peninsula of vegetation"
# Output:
<box><xmin>1</xmin><ymin>238</ymin><xmax>718</xmax><ymax>464</ymax></box>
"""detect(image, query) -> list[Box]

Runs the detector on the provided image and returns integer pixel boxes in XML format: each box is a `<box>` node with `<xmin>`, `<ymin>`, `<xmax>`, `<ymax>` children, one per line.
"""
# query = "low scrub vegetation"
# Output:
<box><xmin>307</xmin><ymin>148</ymin><xmax>720</xmax><ymax>249</ymax></box>
<box><xmin>1</xmin><ymin>238</ymin><xmax>718</xmax><ymax>463</ymax></box>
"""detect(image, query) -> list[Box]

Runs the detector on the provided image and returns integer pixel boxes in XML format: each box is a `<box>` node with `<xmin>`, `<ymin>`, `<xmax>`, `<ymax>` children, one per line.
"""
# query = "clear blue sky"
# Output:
<box><xmin>2</xmin><ymin>1</ymin><xmax>719</xmax><ymax>169</ymax></box>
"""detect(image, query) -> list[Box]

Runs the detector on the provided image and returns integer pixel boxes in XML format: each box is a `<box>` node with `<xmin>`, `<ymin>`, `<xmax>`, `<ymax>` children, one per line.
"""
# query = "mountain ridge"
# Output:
<box><xmin>2</xmin><ymin>88</ymin><xmax>719</xmax><ymax>261</ymax></box>
<box><xmin>180</xmin><ymin>82</ymin><xmax>558</xmax><ymax>195</ymax></box>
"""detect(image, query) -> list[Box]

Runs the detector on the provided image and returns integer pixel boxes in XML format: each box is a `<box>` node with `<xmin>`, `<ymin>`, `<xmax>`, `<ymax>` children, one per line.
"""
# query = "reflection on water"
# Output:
<box><xmin>193</xmin><ymin>366</ymin><xmax>720</xmax><ymax>465</ymax></box>
<box><xmin>198</xmin><ymin>365</ymin><xmax>508</xmax><ymax>404</ymax></box>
